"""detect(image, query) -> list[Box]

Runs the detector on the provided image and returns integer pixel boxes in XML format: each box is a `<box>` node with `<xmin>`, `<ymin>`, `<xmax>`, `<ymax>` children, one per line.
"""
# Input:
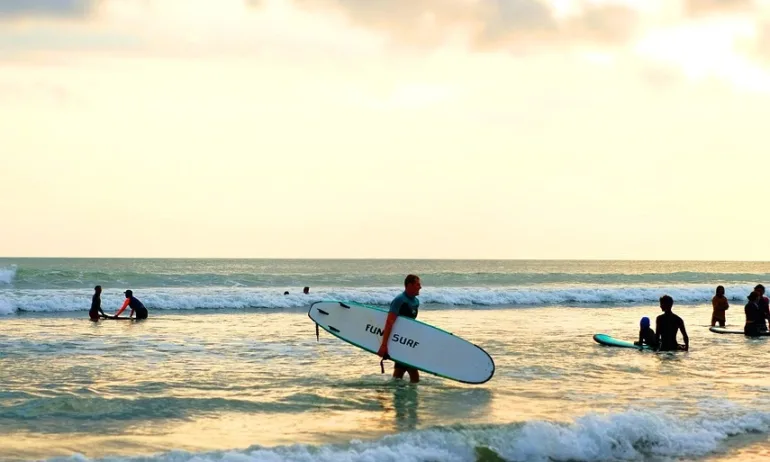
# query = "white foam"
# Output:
<box><xmin>0</xmin><ymin>284</ymin><xmax>760</xmax><ymax>315</ymax></box>
<box><xmin>0</xmin><ymin>298</ymin><xmax>14</xmax><ymax>316</ymax></box>
<box><xmin>0</xmin><ymin>265</ymin><xmax>16</xmax><ymax>284</ymax></box>
<box><xmin>47</xmin><ymin>407</ymin><xmax>770</xmax><ymax>462</ymax></box>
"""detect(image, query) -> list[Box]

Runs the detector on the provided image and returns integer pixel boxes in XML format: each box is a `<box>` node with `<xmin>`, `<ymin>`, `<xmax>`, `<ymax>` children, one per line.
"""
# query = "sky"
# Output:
<box><xmin>1</xmin><ymin>0</ymin><xmax>770</xmax><ymax>260</ymax></box>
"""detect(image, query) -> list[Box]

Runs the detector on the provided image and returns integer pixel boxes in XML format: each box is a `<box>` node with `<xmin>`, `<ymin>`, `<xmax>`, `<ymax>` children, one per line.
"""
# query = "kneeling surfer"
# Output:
<box><xmin>377</xmin><ymin>274</ymin><xmax>421</xmax><ymax>383</ymax></box>
<box><xmin>114</xmin><ymin>289</ymin><xmax>148</xmax><ymax>320</ymax></box>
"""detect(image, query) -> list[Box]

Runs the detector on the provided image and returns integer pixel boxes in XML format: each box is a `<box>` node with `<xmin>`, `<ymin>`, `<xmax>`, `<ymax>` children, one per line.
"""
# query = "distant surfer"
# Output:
<box><xmin>634</xmin><ymin>316</ymin><xmax>658</xmax><ymax>350</ymax></box>
<box><xmin>114</xmin><ymin>290</ymin><xmax>148</xmax><ymax>320</ymax></box>
<box><xmin>753</xmin><ymin>284</ymin><xmax>769</xmax><ymax>331</ymax></box>
<box><xmin>89</xmin><ymin>285</ymin><xmax>106</xmax><ymax>322</ymax></box>
<box><xmin>744</xmin><ymin>291</ymin><xmax>764</xmax><ymax>336</ymax></box>
<box><xmin>655</xmin><ymin>295</ymin><xmax>689</xmax><ymax>352</ymax></box>
<box><xmin>377</xmin><ymin>274</ymin><xmax>421</xmax><ymax>383</ymax></box>
<box><xmin>303</xmin><ymin>286</ymin><xmax>310</xmax><ymax>294</ymax></box>
<box><xmin>711</xmin><ymin>285</ymin><xmax>729</xmax><ymax>327</ymax></box>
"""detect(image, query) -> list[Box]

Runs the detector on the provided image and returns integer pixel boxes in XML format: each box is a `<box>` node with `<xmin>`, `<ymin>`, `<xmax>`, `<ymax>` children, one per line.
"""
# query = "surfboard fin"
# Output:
<box><xmin>315</xmin><ymin>323</ymin><xmax>319</xmax><ymax>341</ymax></box>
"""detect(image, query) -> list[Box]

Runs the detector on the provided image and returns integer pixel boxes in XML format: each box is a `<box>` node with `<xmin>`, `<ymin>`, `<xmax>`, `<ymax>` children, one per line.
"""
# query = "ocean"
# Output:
<box><xmin>1</xmin><ymin>258</ymin><xmax>770</xmax><ymax>461</ymax></box>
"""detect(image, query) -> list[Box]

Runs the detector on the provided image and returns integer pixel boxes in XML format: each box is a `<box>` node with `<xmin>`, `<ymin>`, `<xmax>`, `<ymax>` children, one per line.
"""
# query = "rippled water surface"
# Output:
<box><xmin>2</xmin><ymin>304</ymin><xmax>770</xmax><ymax>461</ymax></box>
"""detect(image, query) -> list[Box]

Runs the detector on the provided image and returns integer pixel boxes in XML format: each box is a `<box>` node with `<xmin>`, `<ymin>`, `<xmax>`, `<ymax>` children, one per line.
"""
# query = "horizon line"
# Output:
<box><xmin>1</xmin><ymin>256</ymin><xmax>769</xmax><ymax>263</ymax></box>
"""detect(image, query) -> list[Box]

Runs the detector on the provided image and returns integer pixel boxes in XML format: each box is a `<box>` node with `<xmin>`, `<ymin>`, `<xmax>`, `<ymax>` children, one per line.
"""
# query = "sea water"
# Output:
<box><xmin>1</xmin><ymin>258</ymin><xmax>770</xmax><ymax>461</ymax></box>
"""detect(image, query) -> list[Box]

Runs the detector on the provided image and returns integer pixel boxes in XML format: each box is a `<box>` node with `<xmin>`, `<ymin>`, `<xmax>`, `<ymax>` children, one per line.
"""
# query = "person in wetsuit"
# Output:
<box><xmin>655</xmin><ymin>295</ymin><xmax>689</xmax><ymax>352</ymax></box>
<box><xmin>89</xmin><ymin>285</ymin><xmax>106</xmax><ymax>322</ymax></box>
<box><xmin>114</xmin><ymin>289</ymin><xmax>148</xmax><ymax>320</ymax></box>
<box><xmin>753</xmin><ymin>284</ymin><xmax>769</xmax><ymax>332</ymax></box>
<box><xmin>711</xmin><ymin>285</ymin><xmax>729</xmax><ymax>327</ymax></box>
<box><xmin>634</xmin><ymin>316</ymin><xmax>658</xmax><ymax>349</ymax></box>
<box><xmin>377</xmin><ymin>274</ymin><xmax>421</xmax><ymax>383</ymax></box>
<box><xmin>744</xmin><ymin>291</ymin><xmax>764</xmax><ymax>336</ymax></box>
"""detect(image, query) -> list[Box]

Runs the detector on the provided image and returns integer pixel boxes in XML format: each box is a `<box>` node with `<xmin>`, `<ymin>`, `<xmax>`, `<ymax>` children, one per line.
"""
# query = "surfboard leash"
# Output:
<box><xmin>379</xmin><ymin>354</ymin><xmax>390</xmax><ymax>374</ymax></box>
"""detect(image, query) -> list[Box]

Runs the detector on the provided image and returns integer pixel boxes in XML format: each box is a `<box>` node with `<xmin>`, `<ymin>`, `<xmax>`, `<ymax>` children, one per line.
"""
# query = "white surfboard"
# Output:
<box><xmin>308</xmin><ymin>300</ymin><xmax>495</xmax><ymax>384</ymax></box>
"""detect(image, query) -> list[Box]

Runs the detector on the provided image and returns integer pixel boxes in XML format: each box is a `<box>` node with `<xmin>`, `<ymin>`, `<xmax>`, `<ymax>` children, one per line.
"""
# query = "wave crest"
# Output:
<box><xmin>0</xmin><ymin>265</ymin><xmax>16</xmax><ymax>285</ymax></box>
<box><xmin>49</xmin><ymin>407</ymin><xmax>770</xmax><ymax>461</ymax></box>
<box><xmin>0</xmin><ymin>284</ymin><xmax>758</xmax><ymax>315</ymax></box>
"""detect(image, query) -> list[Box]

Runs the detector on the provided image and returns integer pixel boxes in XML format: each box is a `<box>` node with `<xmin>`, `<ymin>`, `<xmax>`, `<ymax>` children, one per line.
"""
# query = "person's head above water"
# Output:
<box><xmin>303</xmin><ymin>286</ymin><xmax>309</xmax><ymax>294</ymax></box>
<box><xmin>404</xmin><ymin>274</ymin><xmax>421</xmax><ymax>297</ymax></box>
<box><xmin>640</xmin><ymin>317</ymin><xmax>650</xmax><ymax>329</ymax></box>
<box><xmin>716</xmin><ymin>285</ymin><xmax>725</xmax><ymax>296</ymax></box>
<box><xmin>124</xmin><ymin>289</ymin><xmax>133</xmax><ymax>298</ymax></box>
<box><xmin>659</xmin><ymin>295</ymin><xmax>674</xmax><ymax>312</ymax></box>
<box><xmin>94</xmin><ymin>285</ymin><xmax>102</xmax><ymax>294</ymax></box>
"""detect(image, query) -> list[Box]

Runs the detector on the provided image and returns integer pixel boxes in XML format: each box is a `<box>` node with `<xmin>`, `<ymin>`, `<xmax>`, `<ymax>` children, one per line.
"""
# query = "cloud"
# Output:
<box><xmin>685</xmin><ymin>0</ymin><xmax>756</xmax><ymax>16</ymax></box>
<box><xmin>284</xmin><ymin>0</ymin><xmax>640</xmax><ymax>50</ymax></box>
<box><xmin>0</xmin><ymin>0</ymin><xmax>97</xmax><ymax>19</ymax></box>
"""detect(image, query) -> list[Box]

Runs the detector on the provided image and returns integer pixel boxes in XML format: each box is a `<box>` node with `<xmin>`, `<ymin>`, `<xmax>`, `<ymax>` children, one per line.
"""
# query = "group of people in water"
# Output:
<box><xmin>634</xmin><ymin>283</ymin><xmax>770</xmax><ymax>350</ymax></box>
<box><xmin>89</xmin><ymin>284</ymin><xmax>314</xmax><ymax>321</ymax></box>
<box><xmin>85</xmin><ymin>276</ymin><xmax>770</xmax><ymax>367</ymax></box>
<box><xmin>714</xmin><ymin>283</ymin><xmax>770</xmax><ymax>336</ymax></box>
<box><xmin>88</xmin><ymin>285</ymin><xmax>148</xmax><ymax>321</ymax></box>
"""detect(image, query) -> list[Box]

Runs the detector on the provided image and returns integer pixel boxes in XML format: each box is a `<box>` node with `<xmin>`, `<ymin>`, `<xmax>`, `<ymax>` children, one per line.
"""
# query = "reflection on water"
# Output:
<box><xmin>373</xmin><ymin>381</ymin><xmax>494</xmax><ymax>433</ymax></box>
<box><xmin>393</xmin><ymin>385</ymin><xmax>420</xmax><ymax>431</ymax></box>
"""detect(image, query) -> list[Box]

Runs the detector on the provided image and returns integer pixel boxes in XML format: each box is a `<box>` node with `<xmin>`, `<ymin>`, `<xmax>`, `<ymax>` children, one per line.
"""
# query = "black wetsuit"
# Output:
<box><xmin>757</xmin><ymin>297</ymin><xmax>769</xmax><ymax>332</ymax></box>
<box><xmin>636</xmin><ymin>326</ymin><xmax>658</xmax><ymax>349</ymax></box>
<box><xmin>127</xmin><ymin>296</ymin><xmax>149</xmax><ymax>320</ymax></box>
<box><xmin>655</xmin><ymin>312</ymin><xmax>688</xmax><ymax>351</ymax></box>
<box><xmin>744</xmin><ymin>301</ymin><xmax>764</xmax><ymax>336</ymax></box>
<box><xmin>89</xmin><ymin>294</ymin><xmax>105</xmax><ymax>321</ymax></box>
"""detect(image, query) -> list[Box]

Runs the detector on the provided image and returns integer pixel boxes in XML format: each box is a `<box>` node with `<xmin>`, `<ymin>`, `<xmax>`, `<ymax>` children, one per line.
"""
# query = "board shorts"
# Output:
<box><xmin>89</xmin><ymin>311</ymin><xmax>100</xmax><ymax>322</ymax></box>
<box><xmin>394</xmin><ymin>361</ymin><xmax>417</xmax><ymax>371</ymax></box>
<box><xmin>135</xmin><ymin>308</ymin><xmax>148</xmax><ymax>320</ymax></box>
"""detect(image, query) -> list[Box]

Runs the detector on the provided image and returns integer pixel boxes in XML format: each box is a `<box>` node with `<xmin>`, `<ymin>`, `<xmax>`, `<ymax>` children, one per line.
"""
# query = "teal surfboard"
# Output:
<box><xmin>593</xmin><ymin>334</ymin><xmax>651</xmax><ymax>350</ymax></box>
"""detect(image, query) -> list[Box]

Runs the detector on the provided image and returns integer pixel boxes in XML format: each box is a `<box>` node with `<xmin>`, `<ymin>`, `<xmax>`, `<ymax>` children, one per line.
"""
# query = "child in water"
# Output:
<box><xmin>711</xmin><ymin>285</ymin><xmax>729</xmax><ymax>327</ymax></box>
<box><xmin>634</xmin><ymin>316</ymin><xmax>658</xmax><ymax>349</ymax></box>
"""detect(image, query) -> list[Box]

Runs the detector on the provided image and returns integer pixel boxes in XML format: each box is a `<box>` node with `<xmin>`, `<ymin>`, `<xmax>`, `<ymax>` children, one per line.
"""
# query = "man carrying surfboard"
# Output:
<box><xmin>377</xmin><ymin>274</ymin><xmax>421</xmax><ymax>383</ymax></box>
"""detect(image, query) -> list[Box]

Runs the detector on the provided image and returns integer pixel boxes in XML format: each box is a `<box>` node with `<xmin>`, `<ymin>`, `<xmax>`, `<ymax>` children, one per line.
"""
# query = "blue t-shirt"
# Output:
<box><xmin>389</xmin><ymin>291</ymin><xmax>419</xmax><ymax>319</ymax></box>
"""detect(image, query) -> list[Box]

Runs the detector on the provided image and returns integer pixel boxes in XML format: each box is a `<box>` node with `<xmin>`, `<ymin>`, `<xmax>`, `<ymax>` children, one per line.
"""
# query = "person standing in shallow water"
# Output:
<box><xmin>655</xmin><ymin>295</ymin><xmax>689</xmax><ymax>352</ymax></box>
<box><xmin>711</xmin><ymin>285</ymin><xmax>729</xmax><ymax>327</ymax></box>
<box><xmin>89</xmin><ymin>285</ymin><xmax>106</xmax><ymax>322</ymax></box>
<box><xmin>754</xmin><ymin>284</ymin><xmax>769</xmax><ymax>332</ymax></box>
<box><xmin>744</xmin><ymin>291</ymin><xmax>765</xmax><ymax>337</ymax></box>
<box><xmin>377</xmin><ymin>274</ymin><xmax>421</xmax><ymax>383</ymax></box>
